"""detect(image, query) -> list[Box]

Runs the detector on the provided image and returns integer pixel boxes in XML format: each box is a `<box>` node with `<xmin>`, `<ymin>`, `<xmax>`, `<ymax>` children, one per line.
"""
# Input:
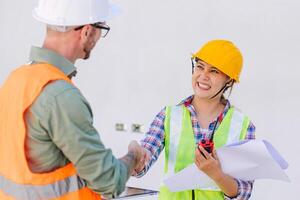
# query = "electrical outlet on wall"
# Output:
<box><xmin>131</xmin><ymin>124</ymin><xmax>144</xmax><ymax>134</ymax></box>
<box><xmin>115</xmin><ymin>123</ymin><xmax>127</xmax><ymax>132</ymax></box>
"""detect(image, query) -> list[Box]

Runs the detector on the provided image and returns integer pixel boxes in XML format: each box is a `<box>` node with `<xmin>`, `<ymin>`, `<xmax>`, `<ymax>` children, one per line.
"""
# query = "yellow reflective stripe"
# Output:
<box><xmin>0</xmin><ymin>174</ymin><xmax>85</xmax><ymax>200</ymax></box>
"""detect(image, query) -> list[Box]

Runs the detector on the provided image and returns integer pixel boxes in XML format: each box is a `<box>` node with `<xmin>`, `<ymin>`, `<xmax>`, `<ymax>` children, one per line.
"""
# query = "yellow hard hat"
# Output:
<box><xmin>192</xmin><ymin>40</ymin><xmax>243</xmax><ymax>82</ymax></box>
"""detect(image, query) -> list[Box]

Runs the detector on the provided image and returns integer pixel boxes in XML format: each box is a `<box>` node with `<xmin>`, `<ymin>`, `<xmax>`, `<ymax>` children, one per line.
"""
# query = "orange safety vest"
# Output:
<box><xmin>0</xmin><ymin>63</ymin><xmax>101</xmax><ymax>200</ymax></box>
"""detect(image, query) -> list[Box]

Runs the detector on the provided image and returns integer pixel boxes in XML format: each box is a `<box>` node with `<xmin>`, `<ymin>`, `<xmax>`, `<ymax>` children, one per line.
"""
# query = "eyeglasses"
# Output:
<box><xmin>191</xmin><ymin>57</ymin><xmax>198</xmax><ymax>74</ymax></box>
<box><xmin>74</xmin><ymin>22</ymin><xmax>110</xmax><ymax>38</ymax></box>
<box><xmin>191</xmin><ymin>57</ymin><xmax>205</xmax><ymax>74</ymax></box>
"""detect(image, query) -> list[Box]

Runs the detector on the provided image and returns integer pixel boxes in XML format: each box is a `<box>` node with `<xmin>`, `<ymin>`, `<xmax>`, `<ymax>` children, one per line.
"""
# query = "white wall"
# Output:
<box><xmin>1</xmin><ymin>0</ymin><xmax>299</xmax><ymax>199</ymax></box>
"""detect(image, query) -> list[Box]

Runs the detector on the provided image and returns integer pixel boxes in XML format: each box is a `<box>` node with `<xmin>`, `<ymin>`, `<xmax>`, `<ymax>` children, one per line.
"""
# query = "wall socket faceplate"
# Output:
<box><xmin>115</xmin><ymin>123</ymin><xmax>144</xmax><ymax>134</ymax></box>
<box><xmin>115</xmin><ymin>123</ymin><xmax>127</xmax><ymax>131</ymax></box>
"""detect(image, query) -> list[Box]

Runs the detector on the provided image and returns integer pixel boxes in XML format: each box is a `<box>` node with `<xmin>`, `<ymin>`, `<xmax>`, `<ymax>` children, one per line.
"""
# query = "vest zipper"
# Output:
<box><xmin>192</xmin><ymin>189</ymin><xmax>195</xmax><ymax>200</ymax></box>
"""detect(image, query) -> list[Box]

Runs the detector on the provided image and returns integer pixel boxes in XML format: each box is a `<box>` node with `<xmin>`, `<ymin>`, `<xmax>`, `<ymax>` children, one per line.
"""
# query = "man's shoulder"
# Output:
<box><xmin>32</xmin><ymin>80</ymin><xmax>85</xmax><ymax>111</ymax></box>
<box><xmin>43</xmin><ymin>80</ymin><xmax>78</xmax><ymax>98</ymax></box>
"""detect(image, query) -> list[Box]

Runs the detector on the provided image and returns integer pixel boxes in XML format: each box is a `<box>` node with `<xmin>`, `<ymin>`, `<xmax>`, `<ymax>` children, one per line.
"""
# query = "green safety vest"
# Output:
<box><xmin>159</xmin><ymin>105</ymin><xmax>250</xmax><ymax>200</ymax></box>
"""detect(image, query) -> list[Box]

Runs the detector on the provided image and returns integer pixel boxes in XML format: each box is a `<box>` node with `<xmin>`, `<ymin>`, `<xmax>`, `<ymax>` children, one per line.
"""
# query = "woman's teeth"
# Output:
<box><xmin>197</xmin><ymin>82</ymin><xmax>211</xmax><ymax>90</ymax></box>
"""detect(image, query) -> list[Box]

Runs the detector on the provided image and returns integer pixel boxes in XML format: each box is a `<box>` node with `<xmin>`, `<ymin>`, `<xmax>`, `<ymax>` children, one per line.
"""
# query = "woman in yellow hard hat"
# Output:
<box><xmin>135</xmin><ymin>40</ymin><xmax>255</xmax><ymax>200</ymax></box>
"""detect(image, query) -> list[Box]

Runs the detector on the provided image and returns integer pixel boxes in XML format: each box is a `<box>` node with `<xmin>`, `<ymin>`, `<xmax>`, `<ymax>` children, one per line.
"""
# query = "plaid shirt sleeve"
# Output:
<box><xmin>225</xmin><ymin>121</ymin><xmax>256</xmax><ymax>200</ymax></box>
<box><xmin>136</xmin><ymin>107</ymin><xmax>167</xmax><ymax>177</ymax></box>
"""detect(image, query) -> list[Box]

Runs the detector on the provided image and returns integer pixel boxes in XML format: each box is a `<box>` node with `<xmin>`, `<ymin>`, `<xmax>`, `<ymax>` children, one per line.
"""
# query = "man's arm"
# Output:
<box><xmin>37</xmin><ymin>82</ymin><xmax>133</xmax><ymax>197</ymax></box>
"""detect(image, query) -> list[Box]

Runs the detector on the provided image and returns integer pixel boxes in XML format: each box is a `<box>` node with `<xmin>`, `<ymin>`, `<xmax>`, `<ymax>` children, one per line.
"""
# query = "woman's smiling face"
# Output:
<box><xmin>192</xmin><ymin>59</ymin><xmax>229</xmax><ymax>100</ymax></box>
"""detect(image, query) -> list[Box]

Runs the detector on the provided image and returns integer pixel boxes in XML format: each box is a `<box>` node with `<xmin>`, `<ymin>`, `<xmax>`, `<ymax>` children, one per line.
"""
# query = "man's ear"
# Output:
<box><xmin>80</xmin><ymin>25</ymin><xmax>92</xmax><ymax>44</ymax></box>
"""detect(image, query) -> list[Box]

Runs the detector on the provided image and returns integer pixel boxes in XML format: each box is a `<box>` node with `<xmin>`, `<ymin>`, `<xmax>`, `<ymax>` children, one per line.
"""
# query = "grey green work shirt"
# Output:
<box><xmin>25</xmin><ymin>46</ymin><xmax>129</xmax><ymax>197</ymax></box>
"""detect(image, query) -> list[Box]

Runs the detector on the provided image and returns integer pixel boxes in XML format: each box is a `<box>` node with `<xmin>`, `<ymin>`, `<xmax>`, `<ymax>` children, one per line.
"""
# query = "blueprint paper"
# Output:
<box><xmin>163</xmin><ymin>140</ymin><xmax>289</xmax><ymax>192</ymax></box>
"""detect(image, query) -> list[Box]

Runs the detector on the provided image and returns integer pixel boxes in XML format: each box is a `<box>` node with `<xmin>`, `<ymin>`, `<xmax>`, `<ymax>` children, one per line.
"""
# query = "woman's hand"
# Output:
<box><xmin>195</xmin><ymin>145</ymin><xmax>224</xmax><ymax>181</ymax></box>
<box><xmin>195</xmin><ymin>145</ymin><xmax>239</xmax><ymax>197</ymax></box>
<box><xmin>128</xmin><ymin>142</ymin><xmax>150</xmax><ymax>176</ymax></box>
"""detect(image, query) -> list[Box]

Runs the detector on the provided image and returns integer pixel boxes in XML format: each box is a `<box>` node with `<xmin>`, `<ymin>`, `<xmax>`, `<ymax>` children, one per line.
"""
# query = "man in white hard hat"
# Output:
<box><xmin>0</xmin><ymin>0</ymin><xmax>147</xmax><ymax>199</ymax></box>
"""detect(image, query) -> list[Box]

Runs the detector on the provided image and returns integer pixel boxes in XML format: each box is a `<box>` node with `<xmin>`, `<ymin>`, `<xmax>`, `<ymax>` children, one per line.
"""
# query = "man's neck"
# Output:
<box><xmin>43</xmin><ymin>38</ymin><xmax>77</xmax><ymax>64</ymax></box>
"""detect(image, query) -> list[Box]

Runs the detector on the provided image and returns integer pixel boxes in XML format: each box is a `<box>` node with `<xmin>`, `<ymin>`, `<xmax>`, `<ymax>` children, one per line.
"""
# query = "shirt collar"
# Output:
<box><xmin>29</xmin><ymin>46</ymin><xmax>77</xmax><ymax>78</ymax></box>
<box><xmin>178</xmin><ymin>95</ymin><xmax>231</xmax><ymax>123</ymax></box>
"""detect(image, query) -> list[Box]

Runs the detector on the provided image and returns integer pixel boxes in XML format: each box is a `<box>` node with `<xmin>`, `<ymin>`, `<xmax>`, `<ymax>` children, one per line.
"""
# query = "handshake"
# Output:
<box><xmin>120</xmin><ymin>141</ymin><xmax>151</xmax><ymax>176</ymax></box>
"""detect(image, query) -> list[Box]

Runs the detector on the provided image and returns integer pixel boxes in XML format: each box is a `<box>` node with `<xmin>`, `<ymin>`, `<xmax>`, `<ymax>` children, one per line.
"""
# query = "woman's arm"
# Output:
<box><xmin>134</xmin><ymin>107</ymin><xmax>167</xmax><ymax>177</ymax></box>
<box><xmin>195</xmin><ymin>146</ymin><xmax>239</xmax><ymax>197</ymax></box>
<box><xmin>195</xmin><ymin>121</ymin><xmax>256</xmax><ymax>199</ymax></box>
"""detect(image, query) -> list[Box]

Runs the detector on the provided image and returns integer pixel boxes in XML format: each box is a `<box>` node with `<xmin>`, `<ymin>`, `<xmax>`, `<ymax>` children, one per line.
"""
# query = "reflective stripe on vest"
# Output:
<box><xmin>166</xmin><ymin>106</ymin><xmax>183</xmax><ymax>177</ymax></box>
<box><xmin>159</xmin><ymin>105</ymin><xmax>250</xmax><ymax>200</ymax></box>
<box><xmin>227</xmin><ymin>108</ymin><xmax>249</xmax><ymax>145</ymax></box>
<box><xmin>0</xmin><ymin>174</ymin><xmax>85</xmax><ymax>200</ymax></box>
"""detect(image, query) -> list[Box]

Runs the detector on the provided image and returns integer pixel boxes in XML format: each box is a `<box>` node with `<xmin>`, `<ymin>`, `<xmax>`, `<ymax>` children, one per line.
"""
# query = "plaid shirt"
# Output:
<box><xmin>139</xmin><ymin>95</ymin><xmax>255</xmax><ymax>200</ymax></box>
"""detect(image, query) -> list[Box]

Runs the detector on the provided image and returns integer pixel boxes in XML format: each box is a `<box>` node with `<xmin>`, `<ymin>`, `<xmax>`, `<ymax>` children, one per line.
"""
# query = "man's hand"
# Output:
<box><xmin>119</xmin><ymin>140</ymin><xmax>150</xmax><ymax>177</ymax></box>
<box><xmin>128</xmin><ymin>141</ymin><xmax>150</xmax><ymax>176</ymax></box>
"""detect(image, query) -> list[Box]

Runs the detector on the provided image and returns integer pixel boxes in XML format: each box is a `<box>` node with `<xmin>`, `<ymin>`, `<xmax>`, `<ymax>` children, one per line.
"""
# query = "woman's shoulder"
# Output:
<box><xmin>229</xmin><ymin>104</ymin><xmax>256</xmax><ymax>139</ymax></box>
<box><xmin>228</xmin><ymin>104</ymin><xmax>256</xmax><ymax>126</ymax></box>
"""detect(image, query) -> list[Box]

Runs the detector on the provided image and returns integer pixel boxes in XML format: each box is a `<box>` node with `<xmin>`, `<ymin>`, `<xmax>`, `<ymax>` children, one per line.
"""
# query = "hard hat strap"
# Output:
<box><xmin>210</xmin><ymin>79</ymin><xmax>234</xmax><ymax>99</ymax></box>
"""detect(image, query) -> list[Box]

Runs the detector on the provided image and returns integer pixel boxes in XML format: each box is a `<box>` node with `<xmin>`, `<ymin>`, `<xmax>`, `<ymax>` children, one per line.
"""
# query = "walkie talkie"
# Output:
<box><xmin>199</xmin><ymin>138</ymin><xmax>214</xmax><ymax>154</ymax></box>
<box><xmin>198</xmin><ymin>115</ymin><xmax>220</xmax><ymax>157</ymax></box>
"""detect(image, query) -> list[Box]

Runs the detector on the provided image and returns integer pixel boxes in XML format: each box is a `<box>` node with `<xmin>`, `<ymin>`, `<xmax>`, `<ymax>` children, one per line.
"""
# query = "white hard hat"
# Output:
<box><xmin>32</xmin><ymin>0</ymin><xmax>118</xmax><ymax>26</ymax></box>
